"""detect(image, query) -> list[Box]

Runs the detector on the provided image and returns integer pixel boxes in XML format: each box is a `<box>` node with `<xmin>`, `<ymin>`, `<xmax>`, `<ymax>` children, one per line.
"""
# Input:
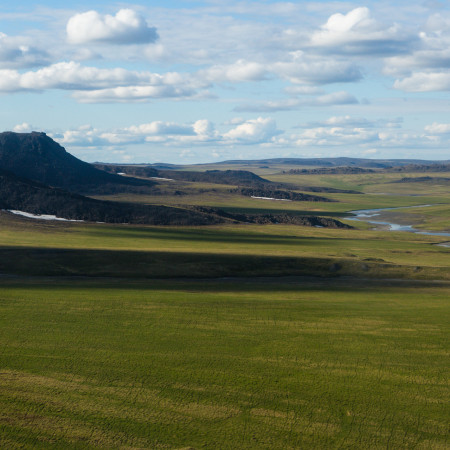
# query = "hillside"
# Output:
<box><xmin>0</xmin><ymin>132</ymin><xmax>155</xmax><ymax>194</ymax></box>
<box><xmin>94</xmin><ymin>164</ymin><xmax>271</xmax><ymax>186</ymax></box>
<box><xmin>0</xmin><ymin>169</ymin><xmax>220</xmax><ymax>225</ymax></box>
<box><xmin>234</xmin><ymin>187</ymin><xmax>336</xmax><ymax>202</ymax></box>
<box><xmin>94</xmin><ymin>163</ymin><xmax>159</xmax><ymax>179</ymax></box>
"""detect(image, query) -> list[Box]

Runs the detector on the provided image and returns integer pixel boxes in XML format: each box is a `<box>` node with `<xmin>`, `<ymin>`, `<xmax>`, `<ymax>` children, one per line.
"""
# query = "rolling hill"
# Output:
<box><xmin>0</xmin><ymin>168</ymin><xmax>219</xmax><ymax>225</ymax></box>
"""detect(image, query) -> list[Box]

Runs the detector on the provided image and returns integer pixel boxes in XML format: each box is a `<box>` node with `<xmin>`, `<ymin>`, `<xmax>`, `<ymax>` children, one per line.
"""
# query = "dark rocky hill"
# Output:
<box><xmin>386</xmin><ymin>163</ymin><xmax>450</xmax><ymax>173</ymax></box>
<box><xmin>93</xmin><ymin>164</ymin><xmax>270</xmax><ymax>186</ymax></box>
<box><xmin>392</xmin><ymin>176</ymin><xmax>450</xmax><ymax>184</ymax></box>
<box><xmin>0</xmin><ymin>169</ymin><xmax>220</xmax><ymax>225</ymax></box>
<box><xmin>157</xmin><ymin>169</ymin><xmax>269</xmax><ymax>185</ymax></box>
<box><xmin>0</xmin><ymin>132</ymin><xmax>155</xmax><ymax>194</ymax></box>
<box><xmin>93</xmin><ymin>164</ymin><xmax>159</xmax><ymax>179</ymax></box>
<box><xmin>234</xmin><ymin>187</ymin><xmax>336</xmax><ymax>202</ymax></box>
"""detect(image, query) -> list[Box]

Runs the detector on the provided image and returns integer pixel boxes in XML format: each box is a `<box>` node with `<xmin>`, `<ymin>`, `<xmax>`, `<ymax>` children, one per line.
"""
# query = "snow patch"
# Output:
<box><xmin>149</xmin><ymin>176</ymin><xmax>174</xmax><ymax>181</ymax></box>
<box><xmin>6</xmin><ymin>210</ymin><xmax>84</xmax><ymax>222</ymax></box>
<box><xmin>251</xmin><ymin>196</ymin><xmax>292</xmax><ymax>201</ymax></box>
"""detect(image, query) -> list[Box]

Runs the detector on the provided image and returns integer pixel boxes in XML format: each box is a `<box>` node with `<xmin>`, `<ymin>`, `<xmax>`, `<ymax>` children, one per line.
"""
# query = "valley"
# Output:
<box><xmin>0</xmin><ymin>132</ymin><xmax>449</xmax><ymax>449</ymax></box>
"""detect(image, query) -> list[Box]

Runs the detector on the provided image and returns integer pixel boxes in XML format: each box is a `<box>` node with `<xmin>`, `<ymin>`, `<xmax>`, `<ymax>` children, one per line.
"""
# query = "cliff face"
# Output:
<box><xmin>0</xmin><ymin>132</ymin><xmax>155</xmax><ymax>194</ymax></box>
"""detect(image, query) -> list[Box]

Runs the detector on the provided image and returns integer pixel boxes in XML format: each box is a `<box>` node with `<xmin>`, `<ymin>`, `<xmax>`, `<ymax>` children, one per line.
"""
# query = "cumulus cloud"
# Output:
<box><xmin>310</xmin><ymin>7</ymin><xmax>414</xmax><ymax>55</ymax></box>
<box><xmin>13</xmin><ymin>122</ymin><xmax>34</xmax><ymax>133</ymax></box>
<box><xmin>0</xmin><ymin>62</ymin><xmax>151</xmax><ymax>91</ymax></box>
<box><xmin>53</xmin><ymin>120</ymin><xmax>213</xmax><ymax>147</ymax></box>
<box><xmin>0</xmin><ymin>32</ymin><xmax>49</xmax><ymax>69</ymax></box>
<box><xmin>384</xmin><ymin>49</ymin><xmax>450</xmax><ymax>78</ymax></box>
<box><xmin>385</xmin><ymin>13</ymin><xmax>450</xmax><ymax>92</ymax></box>
<box><xmin>53</xmin><ymin>118</ymin><xmax>279</xmax><ymax>148</ymax></box>
<box><xmin>66</xmin><ymin>9</ymin><xmax>158</xmax><ymax>45</ymax></box>
<box><xmin>424</xmin><ymin>122</ymin><xmax>450</xmax><ymax>134</ymax></box>
<box><xmin>393</xmin><ymin>72</ymin><xmax>450</xmax><ymax>92</ymax></box>
<box><xmin>199</xmin><ymin>52</ymin><xmax>361</xmax><ymax>88</ymax></box>
<box><xmin>200</xmin><ymin>59</ymin><xmax>268</xmax><ymax>82</ymax></box>
<box><xmin>0</xmin><ymin>61</ymin><xmax>207</xmax><ymax>102</ymax></box>
<box><xmin>293</xmin><ymin>126</ymin><xmax>379</xmax><ymax>147</ymax></box>
<box><xmin>223</xmin><ymin>117</ymin><xmax>281</xmax><ymax>143</ymax></box>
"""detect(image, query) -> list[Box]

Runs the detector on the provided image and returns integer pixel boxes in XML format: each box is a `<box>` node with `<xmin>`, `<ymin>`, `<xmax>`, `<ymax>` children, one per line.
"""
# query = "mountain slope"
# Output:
<box><xmin>0</xmin><ymin>132</ymin><xmax>155</xmax><ymax>194</ymax></box>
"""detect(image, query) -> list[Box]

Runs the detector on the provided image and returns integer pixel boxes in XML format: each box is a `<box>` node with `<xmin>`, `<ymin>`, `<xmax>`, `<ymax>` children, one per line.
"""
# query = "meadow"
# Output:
<box><xmin>93</xmin><ymin>168</ymin><xmax>450</xmax><ymax>233</ymax></box>
<box><xmin>0</xmin><ymin>277</ymin><xmax>448</xmax><ymax>449</ymax></box>
<box><xmin>0</xmin><ymin>165</ymin><xmax>449</xmax><ymax>448</ymax></box>
<box><xmin>0</xmin><ymin>211</ymin><xmax>449</xmax><ymax>280</ymax></box>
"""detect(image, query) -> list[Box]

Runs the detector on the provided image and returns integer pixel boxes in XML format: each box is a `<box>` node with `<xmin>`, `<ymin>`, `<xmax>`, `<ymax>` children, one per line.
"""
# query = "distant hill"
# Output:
<box><xmin>286</xmin><ymin>167</ymin><xmax>375</xmax><ymax>175</ymax></box>
<box><xmin>386</xmin><ymin>163</ymin><xmax>450</xmax><ymax>173</ymax></box>
<box><xmin>94</xmin><ymin>164</ymin><xmax>270</xmax><ymax>186</ymax></box>
<box><xmin>391</xmin><ymin>176</ymin><xmax>450</xmax><ymax>184</ymax></box>
<box><xmin>211</xmin><ymin>157</ymin><xmax>449</xmax><ymax>169</ymax></box>
<box><xmin>157</xmin><ymin>169</ymin><xmax>269</xmax><ymax>185</ymax></box>
<box><xmin>0</xmin><ymin>132</ymin><xmax>155</xmax><ymax>194</ymax></box>
<box><xmin>93</xmin><ymin>163</ymin><xmax>159</xmax><ymax>179</ymax></box>
<box><xmin>0</xmin><ymin>168</ymin><xmax>220</xmax><ymax>225</ymax></box>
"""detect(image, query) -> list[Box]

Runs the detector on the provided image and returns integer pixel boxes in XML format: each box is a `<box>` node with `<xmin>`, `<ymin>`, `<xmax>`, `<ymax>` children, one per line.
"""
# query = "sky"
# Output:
<box><xmin>1</xmin><ymin>1</ymin><xmax>450</xmax><ymax>163</ymax></box>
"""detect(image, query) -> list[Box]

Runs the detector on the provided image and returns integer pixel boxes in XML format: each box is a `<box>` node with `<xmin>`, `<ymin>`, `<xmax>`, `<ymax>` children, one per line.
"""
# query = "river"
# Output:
<box><xmin>348</xmin><ymin>205</ymin><xmax>450</xmax><ymax>243</ymax></box>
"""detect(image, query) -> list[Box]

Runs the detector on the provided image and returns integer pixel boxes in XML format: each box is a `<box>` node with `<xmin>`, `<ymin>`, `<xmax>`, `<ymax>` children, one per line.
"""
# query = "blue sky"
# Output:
<box><xmin>1</xmin><ymin>0</ymin><xmax>450</xmax><ymax>163</ymax></box>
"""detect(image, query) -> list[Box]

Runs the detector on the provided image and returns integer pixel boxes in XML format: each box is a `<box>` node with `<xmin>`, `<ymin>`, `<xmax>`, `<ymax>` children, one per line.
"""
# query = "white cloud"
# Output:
<box><xmin>223</xmin><ymin>117</ymin><xmax>280</xmax><ymax>143</ymax></box>
<box><xmin>322</xmin><ymin>7</ymin><xmax>373</xmax><ymax>34</ymax></box>
<box><xmin>393</xmin><ymin>72</ymin><xmax>450</xmax><ymax>92</ymax></box>
<box><xmin>52</xmin><ymin>118</ymin><xmax>279</xmax><ymax>149</ymax></box>
<box><xmin>386</xmin><ymin>13</ymin><xmax>450</xmax><ymax>92</ymax></box>
<box><xmin>0</xmin><ymin>32</ymin><xmax>49</xmax><ymax>69</ymax></box>
<box><xmin>13</xmin><ymin>122</ymin><xmax>33</xmax><ymax>133</ymax></box>
<box><xmin>310</xmin><ymin>7</ymin><xmax>414</xmax><ymax>55</ymax></box>
<box><xmin>200</xmin><ymin>59</ymin><xmax>268</xmax><ymax>82</ymax></box>
<box><xmin>0</xmin><ymin>61</ymin><xmax>207</xmax><ymax>102</ymax></box>
<box><xmin>272</xmin><ymin>51</ymin><xmax>362</xmax><ymax>85</ymax></box>
<box><xmin>315</xmin><ymin>91</ymin><xmax>358</xmax><ymax>105</ymax></box>
<box><xmin>297</xmin><ymin>116</ymin><xmax>403</xmax><ymax>129</ymax></box>
<box><xmin>424</xmin><ymin>122</ymin><xmax>450</xmax><ymax>133</ymax></box>
<box><xmin>293</xmin><ymin>126</ymin><xmax>380</xmax><ymax>147</ymax></box>
<box><xmin>384</xmin><ymin>49</ymin><xmax>450</xmax><ymax>78</ymax></box>
<box><xmin>193</xmin><ymin>119</ymin><xmax>216</xmax><ymax>140</ymax></box>
<box><xmin>235</xmin><ymin>91</ymin><xmax>358</xmax><ymax>112</ymax></box>
<box><xmin>66</xmin><ymin>9</ymin><xmax>158</xmax><ymax>45</ymax></box>
<box><xmin>72</xmin><ymin>85</ymin><xmax>199</xmax><ymax>103</ymax></box>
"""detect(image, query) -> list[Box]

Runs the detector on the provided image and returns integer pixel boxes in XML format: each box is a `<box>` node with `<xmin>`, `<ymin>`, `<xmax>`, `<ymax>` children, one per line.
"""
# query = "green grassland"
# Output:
<box><xmin>0</xmin><ymin>212</ymin><xmax>449</xmax><ymax>279</ymax></box>
<box><xmin>1</xmin><ymin>166</ymin><xmax>449</xmax><ymax>448</ymax></box>
<box><xmin>0</xmin><ymin>277</ymin><xmax>448</xmax><ymax>449</ymax></box>
<box><xmin>93</xmin><ymin>170</ymin><xmax>450</xmax><ymax>233</ymax></box>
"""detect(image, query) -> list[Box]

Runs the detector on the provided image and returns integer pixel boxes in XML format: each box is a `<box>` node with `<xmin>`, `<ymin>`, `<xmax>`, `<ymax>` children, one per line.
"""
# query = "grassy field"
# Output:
<box><xmin>1</xmin><ymin>165</ymin><xmax>449</xmax><ymax>448</ymax></box>
<box><xmin>0</xmin><ymin>277</ymin><xmax>448</xmax><ymax>449</ymax></box>
<box><xmin>93</xmin><ymin>169</ymin><xmax>450</xmax><ymax>233</ymax></box>
<box><xmin>0</xmin><ymin>212</ymin><xmax>449</xmax><ymax>280</ymax></box>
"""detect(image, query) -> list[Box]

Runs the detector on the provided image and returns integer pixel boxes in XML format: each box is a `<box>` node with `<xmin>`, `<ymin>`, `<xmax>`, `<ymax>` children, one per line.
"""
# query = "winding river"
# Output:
<box><xmin>348</xmin><ymin>205</ymin><xmax>450</xmax><ymax>244</ymax></box>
